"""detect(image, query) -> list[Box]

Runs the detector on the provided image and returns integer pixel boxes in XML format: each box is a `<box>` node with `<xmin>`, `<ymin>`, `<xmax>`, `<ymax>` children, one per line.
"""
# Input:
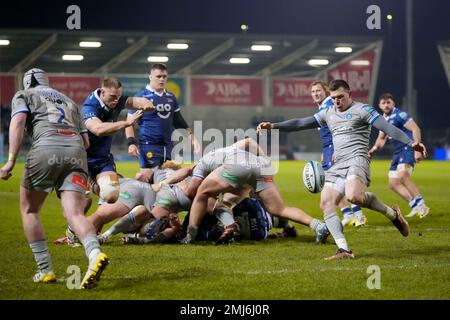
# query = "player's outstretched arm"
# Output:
<box><xmin>258</xmin><ymin>116</ymin><xmax>319</xmax><ymax>133</ymax></box>
<box><xmin>0</xmin><ymin>113</ymin><xmax>27</xmax><ymax>180</ymax></box>
<box><xmin>86</xmin><ymin>111</ymin><xmax>143</xmax><ymax>137</ymax></box>
<box><xmin>372</xmin><ymin>116</ymin><xmax>427</xmax><ymax>158</ymax></box>
<box><xmin>126</xmin><ymin>97</ymin><xmax>155</xmax><ymax>111</ymax></box>
<box><xmin>152</xmin><ymin>165</ymin><xmax>194</xmax><ymax>192</ymax></box>
<box><xmin>404</xmin><ymin>119</ymin><xmax>424</xmax><ymax>161</ymax></box>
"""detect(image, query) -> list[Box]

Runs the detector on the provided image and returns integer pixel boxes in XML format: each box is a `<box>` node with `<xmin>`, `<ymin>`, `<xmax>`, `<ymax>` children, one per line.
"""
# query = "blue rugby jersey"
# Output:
<box><xmin>318</xmin><ymin>96</ymin><xmax>334</xmax><ymax>149</ymax></box>
<box><xmin>129</xmin><ymin>85</ymin><xmax>180</xmax><ymax>146</ymax></box>
<box><xmin>383</xmin><ymin>107</ymin><xmax>413</xmax><ymax>152</ymax></box>
<box><xmin>82</xmin><ymin>89</ymin><xmax>128</xmax><ymax>159</ymax></box>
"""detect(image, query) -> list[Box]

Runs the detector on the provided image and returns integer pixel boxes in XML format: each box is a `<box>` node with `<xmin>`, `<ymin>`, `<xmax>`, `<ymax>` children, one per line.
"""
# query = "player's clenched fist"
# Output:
<box><xmin>256</xmin><ymin>122</ymin><xmax>274</xmax><ymax>133</ymax></box>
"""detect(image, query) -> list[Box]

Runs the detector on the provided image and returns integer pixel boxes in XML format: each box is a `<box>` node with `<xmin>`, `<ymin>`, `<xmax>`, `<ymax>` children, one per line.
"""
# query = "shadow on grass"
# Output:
<box><xmin>106</xmin><ymin>267</ymin><xmax>220</xmax><ymax>291</ymax></box>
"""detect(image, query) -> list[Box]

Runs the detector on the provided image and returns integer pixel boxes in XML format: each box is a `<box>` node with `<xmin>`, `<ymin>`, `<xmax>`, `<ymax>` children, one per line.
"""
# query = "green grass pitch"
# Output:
<box><xmin>0</xmin><ymin>160</ymin><xmax>449</xmax><ymax>299</ymax></box>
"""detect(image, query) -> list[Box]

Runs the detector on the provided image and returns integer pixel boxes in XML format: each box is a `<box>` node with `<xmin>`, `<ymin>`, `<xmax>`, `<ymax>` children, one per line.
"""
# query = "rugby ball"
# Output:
<box><xmin>302</xmin><ymin>160</ymin><xmax>325</xmax><ymax>193</ymax></box>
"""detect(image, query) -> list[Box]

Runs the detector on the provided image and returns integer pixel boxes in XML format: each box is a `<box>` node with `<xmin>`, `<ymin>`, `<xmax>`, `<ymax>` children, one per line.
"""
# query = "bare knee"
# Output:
<box><xmin>346</xmin><ymin>192</ymin><xmax>364</xmax><ymax>206</ymax></box>
<box><xmin>103</xmin><ymin>190</ymin><xmax>119</xmax><ymax>203</ymax></box>
<box><xmin>389</xmin><ymin>178</ymin><xmax>401</xmax><ymax>191</ymax></box>
<box><xmin>320</xmin><ymin>198</ymin><xmax>335</xmax><ymax>212</ymax></box>
<box><xmin>133</xmin><ymin>205</ymin><xmax>152</xmax><ymax>225</ymax></box>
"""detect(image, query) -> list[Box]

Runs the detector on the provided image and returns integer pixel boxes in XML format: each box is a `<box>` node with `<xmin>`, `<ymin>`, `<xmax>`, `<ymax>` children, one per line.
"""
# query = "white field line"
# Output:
<box><xmin>2</xmin><ymin>263</ymin><xmax>447</xmax><ymax>284</ymax></box>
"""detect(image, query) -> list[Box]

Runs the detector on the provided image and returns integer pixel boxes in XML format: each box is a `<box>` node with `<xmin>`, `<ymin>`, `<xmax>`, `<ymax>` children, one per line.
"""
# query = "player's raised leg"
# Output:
<box><xmin>345</xmin><ymin>178</ymin><xmax>409</xmax><ymax>237</ymax></box>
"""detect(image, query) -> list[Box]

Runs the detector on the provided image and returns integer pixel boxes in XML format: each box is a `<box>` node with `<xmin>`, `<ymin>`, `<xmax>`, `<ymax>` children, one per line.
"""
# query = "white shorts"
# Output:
<box><xmin>388</xmin><ymin>163</ymin><xmax>414</xmax><ymax>179</ymax></box>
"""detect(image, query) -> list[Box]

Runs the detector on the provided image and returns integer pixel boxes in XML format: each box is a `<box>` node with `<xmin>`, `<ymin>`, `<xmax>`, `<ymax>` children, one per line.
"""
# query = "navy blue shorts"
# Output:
<box><xmin>390</xmin><ymin>147</ymin><xmax>415</xmax><ymax>171</ymax></box>
<box><xmin>138</xmin><ymin>144</ymin><xmax>172</xmax><ymax>169</ymax></box>
<box><xmin>139</xmin><ymin>144</ymin><xmax>172</xmax><ymax>169</ymax></box>
<box><xmin>233</xmin><ymin>198</ymin><xmax>271</xmax><ymax>240</ymax></box>
<box><xmin>87</xmin><ymin>155</ymin><xmax>116</xmax><ymax>180</ymax></box>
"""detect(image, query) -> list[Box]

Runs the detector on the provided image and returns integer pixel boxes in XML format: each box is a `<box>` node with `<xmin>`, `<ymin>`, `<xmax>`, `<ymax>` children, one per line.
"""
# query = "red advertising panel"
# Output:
<box><xmin>272</xmin><ymin>78</ymin><xmax>315</xmax><ymax>107</ymax></box>
<box><xmin>49</xmin><ymin>76</ymin><xmax>100</xmax><ymax>105</ymax></box>
<box><xmin>326</xmin><ymin>47</ymin><xmax>378</xmax><ymax>103</ymax></box>
<box><xmin>0</xmin><ymin>75</ymin><xmax>16</xmax><ymax>105</ymax></box>
<box><xmin>192</xmin><ymin>77</ymin><xmax>263</xmax><ymax>106</ymax></box>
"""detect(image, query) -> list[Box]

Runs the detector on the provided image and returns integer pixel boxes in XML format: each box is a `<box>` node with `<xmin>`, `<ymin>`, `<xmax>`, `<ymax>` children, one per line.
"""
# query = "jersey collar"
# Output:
<box><xmin>94</xmin><ymin>89</ymin><xmax>111</xmax><ymax>111</ymax></box>
<box><xmin>146</xmin><ymin>85</ymin><xmax>166</xmax><ymax>97</ymax></box>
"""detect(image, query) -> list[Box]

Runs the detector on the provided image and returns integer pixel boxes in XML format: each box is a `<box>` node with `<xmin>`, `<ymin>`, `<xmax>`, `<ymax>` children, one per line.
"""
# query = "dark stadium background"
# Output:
<box><xmin>1</xmin><ymin>0</ymin><xmax>449</xmax><ymax>142</ymax></box>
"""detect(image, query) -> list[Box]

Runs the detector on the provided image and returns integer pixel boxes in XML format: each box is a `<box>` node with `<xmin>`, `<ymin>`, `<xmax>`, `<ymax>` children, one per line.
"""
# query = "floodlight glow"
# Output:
<box><xmin>308</xmin><ymin>59</ymin><xmax>329</xmax><ymax>66</ymax></box>
<box><xmin>251</xmin><ymin>45</ymin><xmax>272</xmax><ymax>51</ymax></box>
<box><xmin>148</xmin><ymin>56</ymin><xmax>169</xmax><ymax>62</ymax></box>
<box><xmin>167</xmin><ymin>43</ymin><xmax>189</xmax><ymax>50</ymax></box>
<box><xmin>335</xmin><ymin>47</ymin><xmax>352</xmax><ymax>53</ymax></box>
<box><xmin>0</xmin><ymin>40</ymin><xmax>10</xmax><ymax>45</ymax></box>
<box><xmin>79</xmin><ymin>41</ymin><xmax>101</xmax><ymax>48</ymax></box>
<box><xmin>229</xmin><ymin>57</ymin><xmax>250</xmax><ymax>64</ymax></box>
<box><xmin>62</xmin><ymin>55</ymin><xmax>84</xmax><ymax>61</ymax></box>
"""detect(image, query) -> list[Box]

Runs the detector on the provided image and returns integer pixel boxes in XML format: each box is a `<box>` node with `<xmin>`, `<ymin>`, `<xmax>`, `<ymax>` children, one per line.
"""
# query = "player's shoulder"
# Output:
<box><xmin>320</xmin><ymin>96</ymin><xmax>334</xmax><ymax>109</ymax></box>
<box><xmin>394</xmin><ymin>108</ymin><xmax>409</xmax><ymax>120</ymax></box>
<box><xmin>134</xmin><ymin>88</ymin><xmax>149</xmax><ymax>97</ymax></box>
<box><xmin>83</xmin><ymin>89</ymin><xmax>101</xmax><ymax>108</ymax></box>
<box><xmin>164</xmin><ymin>91</ymin><xmax>178</xmax><ymax>101</ymax></box>
<box><xmin>355</xmin><ymin>102</ymin><xmax>377</xmax><ymax>114</ymax></box>
<box><xmin>12</xmin><ymin>89</ymin><xmax>28</xmax><ymax>100</ymax></box>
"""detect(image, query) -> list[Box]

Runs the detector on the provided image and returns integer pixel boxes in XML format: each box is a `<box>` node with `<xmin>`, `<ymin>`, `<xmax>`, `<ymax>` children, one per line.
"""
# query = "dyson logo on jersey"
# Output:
<box><xmin>47</xmin><ymin>154</ymin><xmax>84</xmax><ymax>167</ymax></box>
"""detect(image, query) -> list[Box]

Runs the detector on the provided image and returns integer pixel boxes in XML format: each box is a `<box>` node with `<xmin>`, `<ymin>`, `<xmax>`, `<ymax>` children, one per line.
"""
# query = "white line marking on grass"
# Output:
<box><xmin>234</xmin><ymin>263</ymin><xmax>450</xmax><ymax>275</ymax></box>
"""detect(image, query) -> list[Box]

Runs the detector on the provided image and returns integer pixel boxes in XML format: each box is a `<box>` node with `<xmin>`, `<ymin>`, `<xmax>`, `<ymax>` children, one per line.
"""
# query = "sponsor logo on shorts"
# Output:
<box><xmin>72</xmin><ymin>174</ymin><xmax>88</xmax><ymax>190</ymax></box>
<box><xmin>48</xmin><ymin>154</ymin><xmax>84</xmax><ymax>167</ymax></box>
<box><xmin>222</xmin><ymin>171</ymin><xmax>239</xmax><ymax>183</ymax></box>
<box><xmin>119</xmin><ymin>191</ymin><xmax>131</xmax><ymax>200</ymax></box>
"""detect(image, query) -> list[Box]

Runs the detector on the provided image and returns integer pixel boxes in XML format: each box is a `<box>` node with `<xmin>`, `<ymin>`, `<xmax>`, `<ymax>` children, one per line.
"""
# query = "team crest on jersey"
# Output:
<box><xmin>346</xmin><ymin>113</ymin><xmax>353</xmax><ymax>120</ymax></box>
<box><xmin>146</xmin><ymin>151</ymin><xmax>153</xmax><ymax>159</ymax></box>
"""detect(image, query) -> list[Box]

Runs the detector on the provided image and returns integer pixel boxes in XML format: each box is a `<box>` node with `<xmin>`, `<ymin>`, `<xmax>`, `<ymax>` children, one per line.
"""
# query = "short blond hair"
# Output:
<box><xmin>102</xmin><ymin>77</ymin><xmax>122</xmax><ymax>89</ymax></box>
<box><xmin>310</xmin><ymin>80</ymin><xmax>330</xmax><ymax>95</ymax></box>
<box><xmin>160</xmin><ymin>160</ymin><xmax>182</xmax><ymax>171</ymax></box>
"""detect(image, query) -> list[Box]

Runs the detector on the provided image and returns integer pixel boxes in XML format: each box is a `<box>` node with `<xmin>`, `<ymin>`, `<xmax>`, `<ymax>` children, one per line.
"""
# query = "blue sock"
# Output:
<box><xmin>341</xmin><ymin>207</ymin><xmax>353</xmax><ymax>217</ymax></box>
<box><xmin>414</xmin><ymin>196</ymin><xmax>424</xmax><ymax>206</ymax></box>
<box><xmin>351</xmin><ymin>205</ymin><xmax>362</xmax><ymax>214</ymax></box>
